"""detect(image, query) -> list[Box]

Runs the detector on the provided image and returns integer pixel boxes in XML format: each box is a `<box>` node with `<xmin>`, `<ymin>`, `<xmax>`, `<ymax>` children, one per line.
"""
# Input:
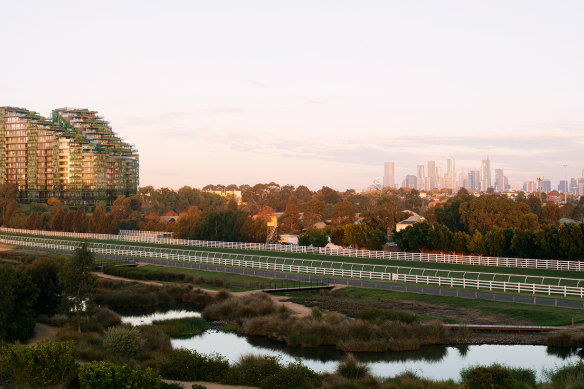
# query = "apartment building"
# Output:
<box><xmin>0</xmin><ymin>106</ymin><xmax>138</xmax><ymax>204</ymax></box>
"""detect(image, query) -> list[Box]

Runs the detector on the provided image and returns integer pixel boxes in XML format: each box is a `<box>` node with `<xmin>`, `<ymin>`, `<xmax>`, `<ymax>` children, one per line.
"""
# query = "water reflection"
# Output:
<box><xmin>121</xmin><ymin>310</ymin><xmax>201</xmax><ymax>326</ymax></box>
<box><xmin>120</xmin><ymin>309</ymin><xmax>582</xmax><ymax>381</ymax></box>
<box><xmin>172</xmin><ymin>331</ymin><xmax>582</xmax><ymax>381</ymax></box>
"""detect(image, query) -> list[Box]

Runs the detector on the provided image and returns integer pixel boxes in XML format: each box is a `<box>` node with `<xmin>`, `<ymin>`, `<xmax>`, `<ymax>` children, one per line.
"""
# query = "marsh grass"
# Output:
<box><xmin>202</xmin><ymin>292</ymin><xmax>280</xmax><ymax>321</ymax></box>
<box><xmin>240</xmin><ymin>310</ymin><xmax>447</xmax><ymax>352</ymax></box>
<box><xmin>547</xmin><ymin>330</ymin><xmax>584</xmax><ymax>348</ymax></box>
<box><xmin>152</xmin><ymin>317</ymin><xmax>210</xmax><ymax>338</ymax></box>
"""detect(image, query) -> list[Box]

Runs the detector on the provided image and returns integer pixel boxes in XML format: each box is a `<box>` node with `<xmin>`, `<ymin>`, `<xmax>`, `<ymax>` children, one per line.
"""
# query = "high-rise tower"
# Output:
<box><xmin>480</xmin><ymin>158</ymin><xmax>491</xmax><ymax>192</ymax></box>
<box><xmin>383</xmin><ymin>162</ymin><xmax>395</xmax><ymax>188</ymax></box>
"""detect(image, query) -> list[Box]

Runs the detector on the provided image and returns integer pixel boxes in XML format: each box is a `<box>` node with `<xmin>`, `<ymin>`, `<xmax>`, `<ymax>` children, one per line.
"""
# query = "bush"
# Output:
<box><xmin>460</xmin><ymin>364</ymin><xmax>536</xmax><ymax>389</ymax></box>
<box><xmin>0</xmin><ymin>340</ymin><xmax>78</xmax><ymax>388</ymax></box>
<box><xmin>224</xmin><ymin>354</ymin><xmax>282</xmax><ymax>387</ymax></box>
<box><xmin>78</xmin><ymin>360</ymin><xmax>161</xmax><ymax>389</ymax></box>
<box><xmin>95</xmin><ymin>306</ymin><xmax>122</xmax><ymax>329</ymax></box>
<box><xmin>335</xmin><ymin>353</ymin><xmax>370</xmax><ymax>379</ymax></box>
<box><xmin>260</xmin><ymin>360</ymin><xmax>321</xmax><ymax>389</ymax></box>
<box><xmin>103</xmin><ymin>325</ymin><xmax>145</xmax><ymax>359</ymax></box>
<box><xmin>544</xmin><ymin>361</ymin><xmax>584</xmax><ymax>388</ymax></box>
<box><xmin>153</xmin><ymin>317</ymin><xmax>210</xmax><ymax>338</ymax></box>
<box><xmin>138</xmin><ymin>325</ymin><xmax>172</xmax><ymax>353</ymax></box>
<box><xmin>159</xmin><ymin>348</ymin><xmax>229</xmax><ymax>382</ymax></box>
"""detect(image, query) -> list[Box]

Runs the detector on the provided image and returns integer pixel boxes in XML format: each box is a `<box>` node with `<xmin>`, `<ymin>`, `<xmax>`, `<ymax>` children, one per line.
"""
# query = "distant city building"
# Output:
<box><xmin>416</xmin><ymin>164</ymin><xmax>426</xmax><ymax>190</ymax></box>
<box><xmin>559</xmin><ymin>180</ymin><xmax>569</xmax><ymax>194</ymax></box>
<box><xmin>402</xmin><ymin>174</ymin><xmax>417</xmax><ymax>189</ymax></box>
<box><xmin>383</xmin><ymin>162</ymin><xmax>395</xmax><ymax>188</ymax></box>
<box><xmin>523</xmin><ymin>181</ymin><xmax>537</xmax><ymax>193</ymax></box>
<box><xmin>445</xmin><ymin>158</ymin><xmax>456</xmax><ymax>191</ymax></box>
<box><xmin>468</xmin><ymin>170</ymin><xmax>480</xmax><ymax>192</ymax></box>
<box><xmin>427</xmin><ymin>161</ymin><xmax>437</xmax><ymax>189</ymax></box>
<box><xmin>480</xmin><ymin>158</ymin><xmax>491</xmax><ymax>191</ymax></box>
<box><xmin>541</xmin><ymin>179</ymin><xmax>551</xmax><ymax>193</ymax></box>
<box><xmin>0</xmin><ymin>106</ymin><xmax>138</xmax><ymax>204</ymax></box>
<box><xmin>494</xmin><ymin>168</ymin><xmax>509</xmax><ymax>192</ymax></box>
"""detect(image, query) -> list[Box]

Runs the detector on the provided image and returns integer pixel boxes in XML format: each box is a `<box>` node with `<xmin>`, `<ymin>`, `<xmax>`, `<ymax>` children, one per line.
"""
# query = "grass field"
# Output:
<box><xmin>3</xmin><ymin>231</ymin><xmax>584</xmax><ymax>299</ymax></box>
<box><xmin>287</xmin><ymin>287</ymin><xmax>584</xmax><ymax>326</ymax></box>
<box><xmin>2</xmin><ymin>231</ymin><xmax>583</xmax><ymax>281</ymax></box>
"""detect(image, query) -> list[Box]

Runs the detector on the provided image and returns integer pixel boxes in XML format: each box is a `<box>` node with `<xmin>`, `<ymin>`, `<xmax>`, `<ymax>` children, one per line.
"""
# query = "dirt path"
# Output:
<box><xmin>27</xmin><ymin>323</ymin><xmax>60</xmax><ymax>345</ymax></box>
<box><xmin>94</xmin><ymin>272</ymin><xmax>163</xmax><ymax>286</ymax></box>
<box><xmin>94</xmin><ymin>272</ymin><xmax>314</xmax><ymax>317</ymax></box>
<box><xmin>163</xmin><ymin>380</ymin><xmax>257</xmax><ymax>389</ymax></box>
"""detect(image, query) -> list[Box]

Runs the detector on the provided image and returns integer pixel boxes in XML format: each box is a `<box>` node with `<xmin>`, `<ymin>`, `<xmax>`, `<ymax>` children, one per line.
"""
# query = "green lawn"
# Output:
<box><xmin>324</xmin><ymin>287</ymin><xmax>584</xmax><ymax>326</ymax></box>
<box><xmin>3</xmin><ymin>231</ymin><xmax>583</xmax><ymax>281</ymax></box>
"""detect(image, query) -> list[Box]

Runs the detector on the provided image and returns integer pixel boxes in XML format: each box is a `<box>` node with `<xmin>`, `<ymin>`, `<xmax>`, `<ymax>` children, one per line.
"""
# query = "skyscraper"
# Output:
<box><xmin>427</xmin><ymin>161</ymin><xmax>436</xmax><ymax>189</ymax></box>
<box><xmin>494</xmin><ymin>169</ymin><xmax>504</xmax><ymax>192</ymax></box>
<box><xmin>416</xmin><ymin>165</ymin><xmax>425</xmax><ymax>190</ymax></box>
<box><xmin>480</xmin><ymin>158</ymin><xmax>491</xmax><ymax>192</ymax></box>
<box><xmin>446</xmin><ymin>158</ymin><xmax>456</xmax><ymax>191</ymax></box>
<box><xmin>383</xmin><ymin>162</ymin><xmax>395</xmax><ymax>188</ymax></box>
<box><xmin>402</xmin><ymin>175</ymin><xmax>417</xmax><ymax>189</ymax></box>
<box><xmin>469</xmin><ymin>170</ymin><xmax>480</xmax><ymax>192</ymax></box>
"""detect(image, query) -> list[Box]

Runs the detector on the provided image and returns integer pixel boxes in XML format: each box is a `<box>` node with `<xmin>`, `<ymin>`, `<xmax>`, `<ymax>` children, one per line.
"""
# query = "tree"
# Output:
<box><xmin>60</xmin><ymin>243</ymin><xmax>96</xmax><ymax>332</ymax></box>
<box><xmin>0</xmin><ymin>265</ymin><xmax>39</xmax><ymax>342</ymax></box>
<box><xmin>331</xmin><ymin>201</ymin><xmax>355</xmax><ymax>226</ymax></box>
<box><xmin>0</xmin><ymin>183</ymin><xmax>17</xmax><ymax>226</ymax></box>
<box><xmin>466</xmin><ymin>231</ymin><xmax>486</xmax><ymax>256</ymax></box>
<box><xmin>278</xmin><ymin>196</ymin><xmax>302</xmax><ymax>234</ymax></box>
<box><xmin>540</xmin><ymin>203</ymin><xmax>560</xmax><ymax>226</ymax></box>
<box><xmin>302</xmin><ymin>199</ymin><xmax>325</xmax><ymax>228</ymax></box>
<box><xmin>26</xmin><ymin>257</ymin><xmax>64</xmax><ymax>316</ymax></box>
<box><xmin>51</xmin><ymin>207</ymin><xmax>68</xmax><ymax>231</ymax></box>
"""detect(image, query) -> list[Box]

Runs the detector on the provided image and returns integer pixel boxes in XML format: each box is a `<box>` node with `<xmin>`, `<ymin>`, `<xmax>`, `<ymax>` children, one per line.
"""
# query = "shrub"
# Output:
<box><xmin>460</xmin><ymin>364</ymin><xmax>536</xmax><ymax>389</ymax></box>
<box><xmin>153</xmin><ymin>317</ymin><xmax>210</xmax><ymax>338</ymax></box>
<box><xmin>159</xmin><ymin>348</ymin><xmax>229</xmax><ymax>382</ymax></box>
<box><xmin>224</xmin><ymin>354</ymin><xmax>282</xmax><ymax>386</ymax></box>
<box><xmin>260</xmin><ymin>360</ymin><xmax>321</xmax><ymax>389</ymax></box>
<box><xmin>78</xmin><ymin>360</ymin><xmax>161</xmax><ymax>389</ymax></box>
<box><xmin>138</xmin><ymin>325</ymin><xmax>172</xmax><ymax>353</ymax></box>
<box><xmin>335</xmin><ymin>353</ymin><xmax>370</xmax><ymax>379</ymax></box>
<box><xmin>95</xmin><ymin>306</ymin><xmax>122</xmax><ymax>329</ymax></box>
<box><xmin>0</xmin><ymin>340</ymin><xmax>78</xmax><ymax>388</ymax></box>
<box><xmin>544</xmin><ymin>361</ymin><xmax>584</xmax><ymax>388</ymax></box>
<box><xmin>311</xmin><ymin>307</ymin><xmax>323</xmax><ymax>320</ymax></box>
<box><xmin>103</xmin><ymin>325</ymin><xmax>145</xmax><ymax>359</ymax></box>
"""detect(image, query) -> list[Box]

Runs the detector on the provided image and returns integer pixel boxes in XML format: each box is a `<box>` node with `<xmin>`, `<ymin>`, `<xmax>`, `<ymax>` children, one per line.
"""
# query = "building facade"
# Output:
<box><xmin>0</xmin><ymin>106</ymin><xmax>138</xmax><ymax>204</ymax></box>
<box><xmin>383</xmin><ymin>162</ymin><xmax>395</xmax><ymax>188</ymax></box>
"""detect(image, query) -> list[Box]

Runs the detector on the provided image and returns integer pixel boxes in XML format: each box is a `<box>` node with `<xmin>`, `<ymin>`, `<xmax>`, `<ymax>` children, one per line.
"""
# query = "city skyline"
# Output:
<box><xmin>2</xmin><ymin>1</ymin><xmax>584</xmax><ymax>191</ymax></box>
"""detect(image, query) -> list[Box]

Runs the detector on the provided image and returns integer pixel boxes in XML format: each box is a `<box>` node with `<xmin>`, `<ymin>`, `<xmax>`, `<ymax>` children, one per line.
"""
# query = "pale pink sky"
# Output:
<box><xmin>2</xmin><ymin>1</ymin><xmax>583</xmax><ymax>190</ymax></box>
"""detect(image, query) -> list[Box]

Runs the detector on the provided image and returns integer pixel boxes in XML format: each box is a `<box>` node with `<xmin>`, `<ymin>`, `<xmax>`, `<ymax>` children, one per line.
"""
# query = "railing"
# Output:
<box><xmin>2</xmin><ymin>233</ymin><xmax>583</xmax><ymax>298</ymax></box>
<box><xmin>2</xmin><ymin>226</ymin><xmax>584</xmax><ymax>271</ymax></box>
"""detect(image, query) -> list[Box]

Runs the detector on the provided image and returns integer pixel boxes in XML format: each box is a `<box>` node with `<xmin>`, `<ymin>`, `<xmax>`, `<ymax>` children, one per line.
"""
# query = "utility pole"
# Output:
<box><xmin>562</xmin><ymin>164</ymin><xmax>568</xmax><ymax>204</ymax></box>
<box><xmin>536</xmin><ymin>177</ymin><xmax>543</xmax><ymax>202</ymax></box>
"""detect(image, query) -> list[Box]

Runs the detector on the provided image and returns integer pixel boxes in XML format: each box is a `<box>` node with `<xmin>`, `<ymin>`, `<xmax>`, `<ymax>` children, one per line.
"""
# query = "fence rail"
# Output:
<box><xmin>2</xmin><ymin>227</ymin><xmax>584</xmax><ymax>271</ymax></box>
<box><xmin>2</xmin><ymin>233</ymin><xmax>584</xmax><ymax>298</ymax></box>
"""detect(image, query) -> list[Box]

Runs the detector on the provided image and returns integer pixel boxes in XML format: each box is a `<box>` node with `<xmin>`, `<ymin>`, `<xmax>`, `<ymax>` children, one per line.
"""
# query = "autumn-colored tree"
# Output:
<box><xmin>331</xmin><ymin>201</ymin><xmax>355</xmax><ymax>226</ymax></box>
<box><xmin>540</xmin><ymin>203</ymin><xmax>560</xmax><ymax>226</ymax></box>
<box><xmin>302</xmin><ymin>199</ymin><xmax>325</xmax><ymax>229</ymax></box>
<box><xmin>278</xmin><ymin>196</ymin><xmax>302</xmax><ymax>234</ymax></box>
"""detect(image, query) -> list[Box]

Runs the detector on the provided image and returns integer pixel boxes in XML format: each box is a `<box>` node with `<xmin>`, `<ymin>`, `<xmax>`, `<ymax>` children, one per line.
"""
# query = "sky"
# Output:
<box><xmin>2</xmin><ymin>0</ymin><xmax>584</xmax><ymax>191</ymax></box>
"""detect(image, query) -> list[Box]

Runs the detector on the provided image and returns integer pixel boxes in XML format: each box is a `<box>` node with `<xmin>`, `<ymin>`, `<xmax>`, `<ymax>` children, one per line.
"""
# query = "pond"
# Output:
<box><xmin>121</xmin><ymin>310</ymin><xmax>582</xmax><ymax>381</ymax></box>
<box><xmin>172</xmin><ymin>330</ymin><xmax>581</xmax><ymax>381</ymax></box>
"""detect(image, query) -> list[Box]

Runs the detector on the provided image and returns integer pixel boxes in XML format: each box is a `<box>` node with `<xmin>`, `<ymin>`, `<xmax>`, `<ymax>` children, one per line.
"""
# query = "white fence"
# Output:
<box><xmin>2</xmin><ymin>226</ymin><xmax>584</xmax><ymax>272</ymax></box>
<box><xmin>1</xmin><ymin>233</ymin><xmax>583</xmax><ymax>298</ymax></box>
